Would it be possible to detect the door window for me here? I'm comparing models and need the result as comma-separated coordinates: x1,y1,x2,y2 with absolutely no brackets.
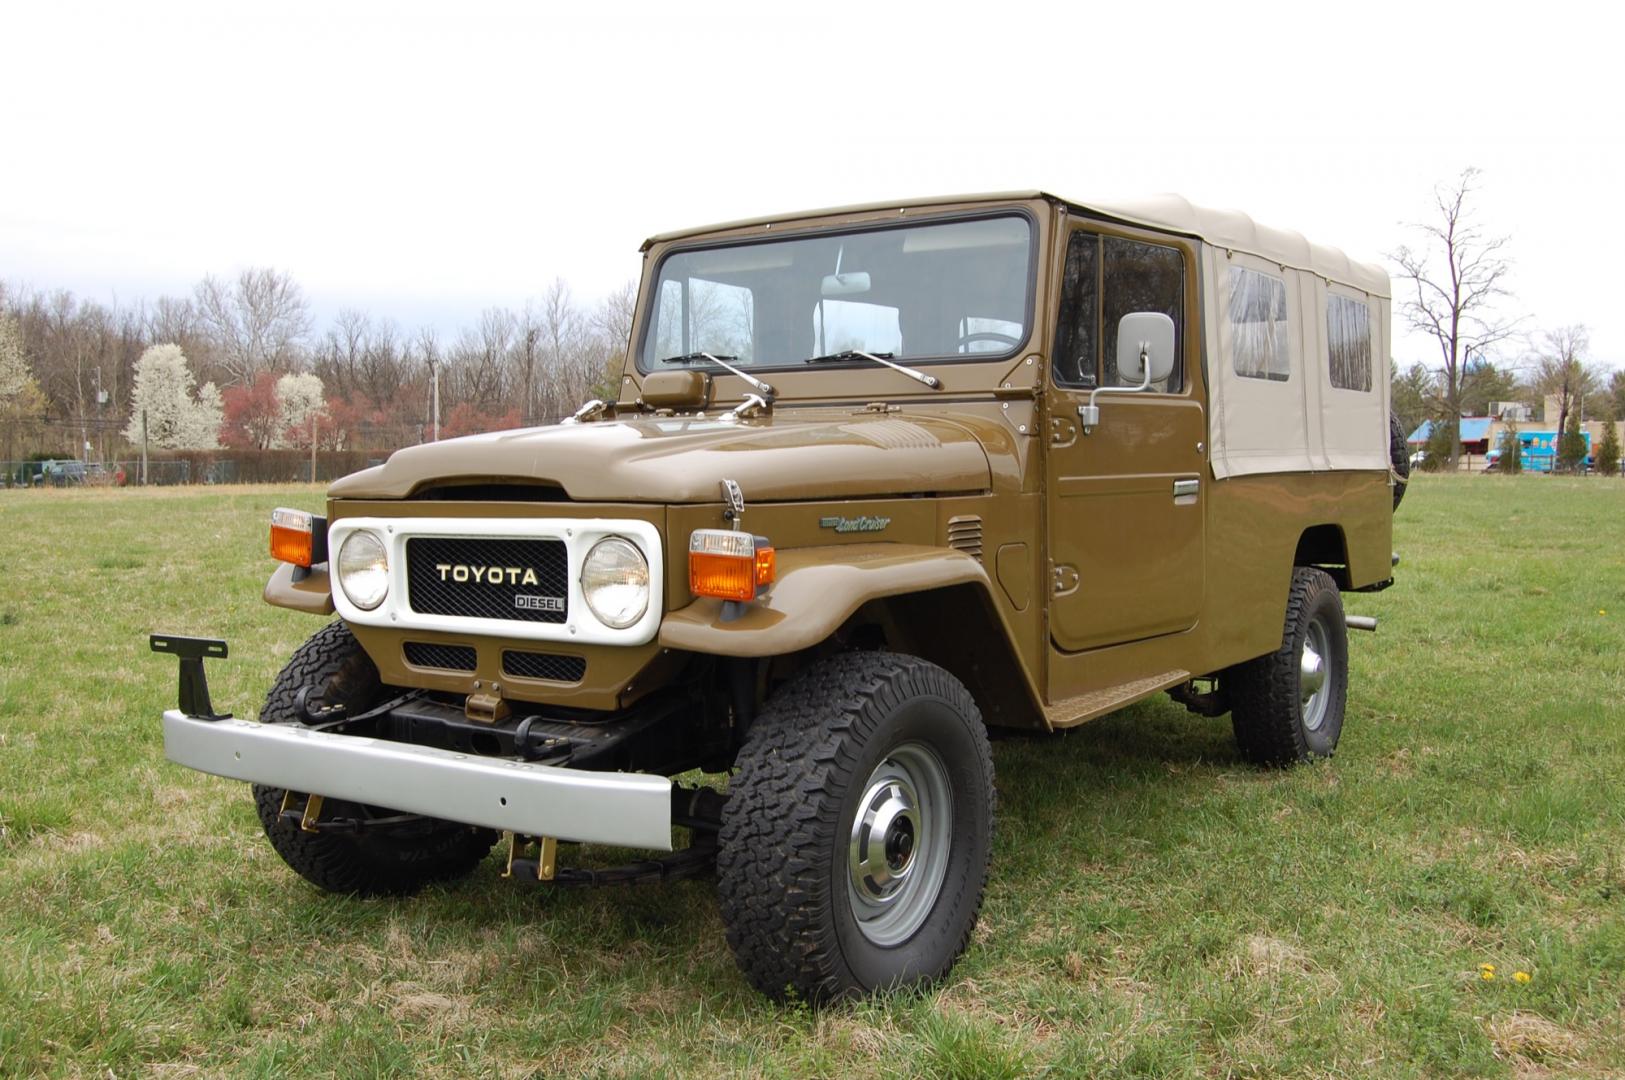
1052,230,1184,391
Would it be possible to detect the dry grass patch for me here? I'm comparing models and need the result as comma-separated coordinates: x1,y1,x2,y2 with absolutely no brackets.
1486,1011,1583,1068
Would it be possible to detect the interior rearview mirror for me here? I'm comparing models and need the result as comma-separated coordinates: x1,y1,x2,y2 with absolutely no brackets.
820,271,871,298
1115,312,1176,385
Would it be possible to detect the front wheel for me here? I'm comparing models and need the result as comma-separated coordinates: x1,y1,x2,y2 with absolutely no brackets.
252,622,496,896
1228,567,1349,765
717,652,995,1001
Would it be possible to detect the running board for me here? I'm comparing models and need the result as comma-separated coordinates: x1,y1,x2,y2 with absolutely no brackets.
1045,670,1191,729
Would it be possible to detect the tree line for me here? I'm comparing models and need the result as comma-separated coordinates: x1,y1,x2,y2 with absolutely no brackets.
0,270,634,460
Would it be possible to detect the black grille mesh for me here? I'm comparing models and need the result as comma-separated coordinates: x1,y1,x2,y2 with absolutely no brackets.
502,651,587,683
405,536,568,623
403,642,477,672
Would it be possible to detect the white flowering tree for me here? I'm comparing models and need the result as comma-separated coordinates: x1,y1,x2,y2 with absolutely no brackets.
1,315,46,463
274,371,326,448
122,344,221,450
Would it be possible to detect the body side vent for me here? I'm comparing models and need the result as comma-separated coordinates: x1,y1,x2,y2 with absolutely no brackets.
946,515,984,561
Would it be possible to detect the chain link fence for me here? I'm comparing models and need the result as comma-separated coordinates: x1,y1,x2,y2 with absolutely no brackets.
2,451,386,488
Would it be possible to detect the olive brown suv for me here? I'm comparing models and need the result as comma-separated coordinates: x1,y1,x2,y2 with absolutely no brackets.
154,192,1403,1001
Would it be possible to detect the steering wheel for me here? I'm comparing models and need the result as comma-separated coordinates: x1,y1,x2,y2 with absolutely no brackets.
956,330,1022,352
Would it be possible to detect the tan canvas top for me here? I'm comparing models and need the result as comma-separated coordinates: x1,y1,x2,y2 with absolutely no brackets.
644,190,1390,299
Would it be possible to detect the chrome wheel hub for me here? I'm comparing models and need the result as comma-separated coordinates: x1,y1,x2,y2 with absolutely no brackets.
847,742,952,947
1300,620,1330,731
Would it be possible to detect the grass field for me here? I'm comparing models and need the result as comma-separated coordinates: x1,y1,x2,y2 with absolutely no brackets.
2,475,1623,1077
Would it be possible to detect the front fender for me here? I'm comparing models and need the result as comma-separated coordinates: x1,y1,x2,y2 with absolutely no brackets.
658,544,990,657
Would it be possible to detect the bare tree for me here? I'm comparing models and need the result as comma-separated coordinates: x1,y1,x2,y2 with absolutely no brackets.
1390,168,1520,467
1532,325,1599,469
194,268,313,383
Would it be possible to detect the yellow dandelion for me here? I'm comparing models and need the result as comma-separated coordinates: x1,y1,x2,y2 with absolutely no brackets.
1601,610,1608,616
1514,971,1531,983
1480,969,1496,981
1479,963,1496,973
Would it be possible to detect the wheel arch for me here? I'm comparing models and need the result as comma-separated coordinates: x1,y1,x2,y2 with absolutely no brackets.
1293,523,1351,589
658,543,1047,730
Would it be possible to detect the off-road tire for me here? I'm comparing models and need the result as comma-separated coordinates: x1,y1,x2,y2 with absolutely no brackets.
251,622,496,896
716,652,995,1002
1228,567,1348,766
1390,413,1410,510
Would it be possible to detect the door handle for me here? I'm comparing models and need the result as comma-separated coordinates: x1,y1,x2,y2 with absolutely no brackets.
1172,479,1199,499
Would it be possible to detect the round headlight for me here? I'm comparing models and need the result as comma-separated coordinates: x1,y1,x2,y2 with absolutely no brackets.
580,536,649,629
337,531,389,611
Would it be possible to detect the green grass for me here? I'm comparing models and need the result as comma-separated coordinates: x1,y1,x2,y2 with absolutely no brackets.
2,476,1623,1077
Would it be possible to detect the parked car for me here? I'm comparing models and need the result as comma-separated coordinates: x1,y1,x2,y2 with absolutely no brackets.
39,459,87,486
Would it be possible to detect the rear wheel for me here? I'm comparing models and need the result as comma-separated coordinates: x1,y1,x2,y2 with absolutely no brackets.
252,622,496,896
717,652,995,1001
1228,568,1348,766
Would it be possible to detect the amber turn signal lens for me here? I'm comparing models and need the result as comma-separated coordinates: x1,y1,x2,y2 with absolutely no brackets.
270,507,322,568
689,529,774,602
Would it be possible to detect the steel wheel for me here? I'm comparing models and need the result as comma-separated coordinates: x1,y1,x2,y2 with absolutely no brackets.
846,741,953,948
1300,617,1332,732
1229,567,1349,765
717,652,995,1000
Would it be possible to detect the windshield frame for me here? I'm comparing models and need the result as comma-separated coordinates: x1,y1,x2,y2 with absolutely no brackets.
633,207,1041,376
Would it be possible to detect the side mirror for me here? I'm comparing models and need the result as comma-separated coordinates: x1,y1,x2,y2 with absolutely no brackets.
1114,312,1176,385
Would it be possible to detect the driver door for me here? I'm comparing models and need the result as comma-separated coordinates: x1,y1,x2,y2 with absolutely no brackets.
1045,226,1206,654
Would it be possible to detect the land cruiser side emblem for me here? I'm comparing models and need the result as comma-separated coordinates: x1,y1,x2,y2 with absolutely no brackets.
819,515,891,534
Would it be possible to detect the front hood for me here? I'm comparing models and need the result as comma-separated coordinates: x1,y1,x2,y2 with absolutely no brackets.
328,413,994,503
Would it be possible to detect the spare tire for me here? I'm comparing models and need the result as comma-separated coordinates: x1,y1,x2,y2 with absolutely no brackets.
1390,413,1410,511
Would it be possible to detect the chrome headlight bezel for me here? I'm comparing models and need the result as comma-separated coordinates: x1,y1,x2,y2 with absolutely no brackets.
579,536,650,630
337,530,390,611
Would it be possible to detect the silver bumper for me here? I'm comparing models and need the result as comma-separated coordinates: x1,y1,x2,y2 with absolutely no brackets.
161,710,673,851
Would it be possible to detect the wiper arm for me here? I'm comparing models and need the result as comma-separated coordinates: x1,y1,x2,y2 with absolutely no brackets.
659,352,775,399
803,349,941,390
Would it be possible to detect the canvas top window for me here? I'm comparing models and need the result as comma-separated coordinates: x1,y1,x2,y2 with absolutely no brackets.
1326,293,1372,392
1230,267,1291,382
639,215,1035,372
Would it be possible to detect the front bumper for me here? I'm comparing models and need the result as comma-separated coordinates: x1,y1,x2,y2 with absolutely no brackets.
161,710,674,850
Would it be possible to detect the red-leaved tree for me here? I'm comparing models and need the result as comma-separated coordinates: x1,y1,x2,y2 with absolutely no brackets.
220,371,283,449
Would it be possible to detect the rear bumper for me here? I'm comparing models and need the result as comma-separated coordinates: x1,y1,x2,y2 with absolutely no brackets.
161,710,673,850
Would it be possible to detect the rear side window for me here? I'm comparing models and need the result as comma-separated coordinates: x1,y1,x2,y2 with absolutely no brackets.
1326,294,1372,391
1230,268,1291,381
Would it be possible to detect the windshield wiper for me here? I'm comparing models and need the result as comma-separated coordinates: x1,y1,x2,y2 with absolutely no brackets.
659,352,775,399
803,349,941,390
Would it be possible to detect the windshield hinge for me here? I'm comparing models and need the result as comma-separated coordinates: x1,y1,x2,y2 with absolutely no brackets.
720,394,770,423
858,401,901,414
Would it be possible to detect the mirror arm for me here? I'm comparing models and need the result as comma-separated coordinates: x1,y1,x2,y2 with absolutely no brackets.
1078,345,1152,435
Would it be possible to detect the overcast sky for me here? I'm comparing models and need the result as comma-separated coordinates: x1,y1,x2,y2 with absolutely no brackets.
3,0,1620,374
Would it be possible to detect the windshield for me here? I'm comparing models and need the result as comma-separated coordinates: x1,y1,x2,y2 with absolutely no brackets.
640,213,1034,371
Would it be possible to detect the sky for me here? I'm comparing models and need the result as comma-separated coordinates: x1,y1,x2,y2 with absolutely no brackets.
3,0,1621,375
